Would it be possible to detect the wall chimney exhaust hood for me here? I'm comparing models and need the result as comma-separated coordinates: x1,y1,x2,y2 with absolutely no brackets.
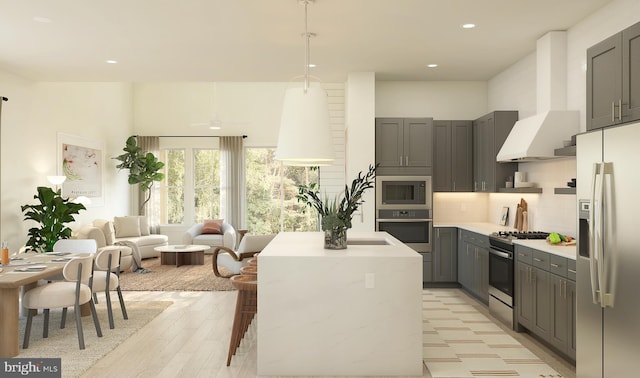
496,110,579,162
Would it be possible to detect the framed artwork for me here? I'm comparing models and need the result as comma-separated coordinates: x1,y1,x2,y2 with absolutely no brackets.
57,133,105,206
499,206,509,226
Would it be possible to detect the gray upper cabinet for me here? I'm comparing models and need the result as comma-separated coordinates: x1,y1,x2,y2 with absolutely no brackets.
375,118,433,175
587,20,640,130
433,120,473,192
473,111,518,192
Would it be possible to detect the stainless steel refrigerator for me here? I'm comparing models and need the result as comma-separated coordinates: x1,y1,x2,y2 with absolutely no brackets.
576,122,640,377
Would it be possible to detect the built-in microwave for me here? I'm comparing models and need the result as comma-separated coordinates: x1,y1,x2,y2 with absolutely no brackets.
375,176,432,210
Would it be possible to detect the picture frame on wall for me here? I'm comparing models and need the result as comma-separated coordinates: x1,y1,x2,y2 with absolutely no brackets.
57,133,105,207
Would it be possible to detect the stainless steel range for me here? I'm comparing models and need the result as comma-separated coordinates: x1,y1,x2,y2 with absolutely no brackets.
488,231,549,329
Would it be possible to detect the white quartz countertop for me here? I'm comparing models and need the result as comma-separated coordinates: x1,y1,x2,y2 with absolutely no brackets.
260,231,421,258
433,222,577,260
512,239,577,260
433,222,512,236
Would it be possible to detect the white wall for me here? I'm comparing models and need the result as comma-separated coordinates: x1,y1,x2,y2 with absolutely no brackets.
488,52,537,119
0,72,133,251
375,81,488,119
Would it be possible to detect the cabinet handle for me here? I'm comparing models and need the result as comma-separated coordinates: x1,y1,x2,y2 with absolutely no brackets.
518,253,526,257
619,99,623,121
453,182,456,192
437,229,440,238
405,156,409,166
399,156,403,166
612,101,616,123
563,280,567,299
568,268,576,274
550,263,560,268
474,181,478,191
533,257,542,262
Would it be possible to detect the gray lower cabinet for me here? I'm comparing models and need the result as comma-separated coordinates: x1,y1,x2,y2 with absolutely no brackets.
375,117,434,175
422,252,433,283
587,20,640,130
473,111,518,192
457,230,489,303
515,245,576,361
433,120,473,192
433,227,457,282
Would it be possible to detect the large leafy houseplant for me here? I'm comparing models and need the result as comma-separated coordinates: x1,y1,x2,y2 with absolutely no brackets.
297,165,376,249
114,136,165,212
21,186,86,252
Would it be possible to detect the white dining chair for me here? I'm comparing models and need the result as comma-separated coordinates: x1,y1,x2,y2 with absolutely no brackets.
91,248,128,329
22,255,103,350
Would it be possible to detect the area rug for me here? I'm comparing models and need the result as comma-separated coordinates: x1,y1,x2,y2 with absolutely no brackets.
17,300,172,378
119,255,235,291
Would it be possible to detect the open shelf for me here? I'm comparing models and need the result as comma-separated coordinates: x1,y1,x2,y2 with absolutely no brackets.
554,145,576,157
498,187,543,194
554,187,576,195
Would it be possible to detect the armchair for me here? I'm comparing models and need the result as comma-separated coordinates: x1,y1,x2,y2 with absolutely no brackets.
183,221,237,252
212,234,276,277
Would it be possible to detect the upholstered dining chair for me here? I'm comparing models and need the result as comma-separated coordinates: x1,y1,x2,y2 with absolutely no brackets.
53,239,98,254
91,248,128,329
22,255,103,350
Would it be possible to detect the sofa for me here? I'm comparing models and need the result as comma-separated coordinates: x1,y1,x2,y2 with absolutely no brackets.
182,220,237,253
75,216,168,271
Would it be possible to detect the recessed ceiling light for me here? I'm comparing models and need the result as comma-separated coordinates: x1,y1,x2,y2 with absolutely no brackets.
33,16,52,23
427,64,438,68
462,23,476,29
308,63,316,68
106,60,118,64
209,126,222,130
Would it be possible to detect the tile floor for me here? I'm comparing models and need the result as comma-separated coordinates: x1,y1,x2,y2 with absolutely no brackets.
423,289,575,378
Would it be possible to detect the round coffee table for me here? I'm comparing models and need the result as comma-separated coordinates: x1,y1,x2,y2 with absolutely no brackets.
154,245,209,267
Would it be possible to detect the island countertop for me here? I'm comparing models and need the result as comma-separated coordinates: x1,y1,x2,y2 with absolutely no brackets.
257,231,423,376
258,230,420,258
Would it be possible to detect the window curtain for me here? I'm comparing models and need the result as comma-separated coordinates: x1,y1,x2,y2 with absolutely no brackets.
136,136,161,234
220,136,244,229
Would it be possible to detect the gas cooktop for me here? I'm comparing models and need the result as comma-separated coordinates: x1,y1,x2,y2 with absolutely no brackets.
492,231,550,240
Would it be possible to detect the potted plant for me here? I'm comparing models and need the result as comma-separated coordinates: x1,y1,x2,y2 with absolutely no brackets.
297,164,376,249
114,136,165,212
21,186,86,252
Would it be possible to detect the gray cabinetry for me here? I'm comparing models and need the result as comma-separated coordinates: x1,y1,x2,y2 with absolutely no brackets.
422,252,433,284
587,21,640,130
457,230,489,303
433,120,473,192
375,118,433,175
433,227,457,282
472,111,518,192
515,245,576,361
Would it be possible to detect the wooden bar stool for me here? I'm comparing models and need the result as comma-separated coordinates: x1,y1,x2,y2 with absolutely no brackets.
227,274,257,366
246,257,258,267
239,265,257,276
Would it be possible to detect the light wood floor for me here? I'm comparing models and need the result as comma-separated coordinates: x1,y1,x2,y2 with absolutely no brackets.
81,289,575,378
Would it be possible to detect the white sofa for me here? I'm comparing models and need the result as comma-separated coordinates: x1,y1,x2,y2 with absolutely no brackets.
76,217,168,270
182,221,237,253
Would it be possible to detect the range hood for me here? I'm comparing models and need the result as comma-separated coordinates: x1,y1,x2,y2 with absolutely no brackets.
496,110,579,162
497,31,579,162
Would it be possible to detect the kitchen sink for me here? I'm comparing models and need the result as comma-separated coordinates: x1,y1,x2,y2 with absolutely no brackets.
347,238,391,246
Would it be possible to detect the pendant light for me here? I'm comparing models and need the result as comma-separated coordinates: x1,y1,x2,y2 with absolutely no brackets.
275,0,334,166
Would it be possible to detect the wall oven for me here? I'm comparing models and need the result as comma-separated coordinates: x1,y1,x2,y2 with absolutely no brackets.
376,176,431,210
376,209,432,253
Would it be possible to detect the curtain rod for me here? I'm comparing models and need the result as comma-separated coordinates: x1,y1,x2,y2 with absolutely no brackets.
135,135,247,139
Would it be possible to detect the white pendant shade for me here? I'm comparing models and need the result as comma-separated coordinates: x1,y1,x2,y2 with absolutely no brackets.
275,86,334,166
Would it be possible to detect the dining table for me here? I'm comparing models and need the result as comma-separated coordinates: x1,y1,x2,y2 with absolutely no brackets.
0,252,86,357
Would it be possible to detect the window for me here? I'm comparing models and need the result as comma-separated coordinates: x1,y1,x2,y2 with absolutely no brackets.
245,148,319,234
158,138,220,225
193,149,220,223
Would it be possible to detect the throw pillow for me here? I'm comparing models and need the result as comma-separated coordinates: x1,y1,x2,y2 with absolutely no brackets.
94,219,115,246
138,216,150,236
114,216,141,238
202,219,224,234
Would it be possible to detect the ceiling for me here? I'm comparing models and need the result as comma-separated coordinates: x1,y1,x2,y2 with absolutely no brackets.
0,0,612,83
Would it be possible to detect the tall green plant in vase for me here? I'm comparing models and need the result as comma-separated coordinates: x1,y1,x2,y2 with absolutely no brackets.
297,165,376,249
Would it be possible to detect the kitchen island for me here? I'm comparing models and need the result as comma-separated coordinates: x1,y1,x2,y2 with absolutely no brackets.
257,231,423,376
